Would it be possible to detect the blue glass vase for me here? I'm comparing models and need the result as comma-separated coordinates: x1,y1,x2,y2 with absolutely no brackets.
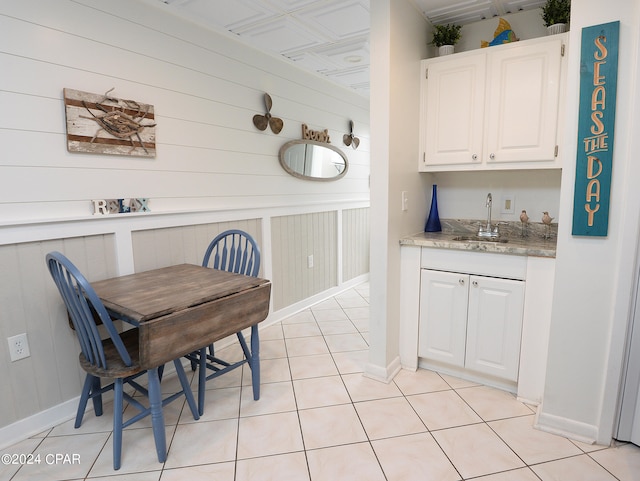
424,184,442,232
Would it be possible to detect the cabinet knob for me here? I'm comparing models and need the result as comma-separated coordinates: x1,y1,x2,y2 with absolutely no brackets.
472,154,478,161
459,279,465,285
490,153,495,160
472,281,478,287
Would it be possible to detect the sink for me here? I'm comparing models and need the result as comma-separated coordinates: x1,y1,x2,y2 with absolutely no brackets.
451,235,508,244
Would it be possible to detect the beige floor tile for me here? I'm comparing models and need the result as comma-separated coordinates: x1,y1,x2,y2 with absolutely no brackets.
589,442,640,481
9,433,107,481
164,419,237,469
0,438,44,481
372,433,461,481
489,415,582,465
284,336,330,357
299,404,368,449
239,380,296,417
242,357,291,385
161,463,234,481
354,397,426,440
456,385,533,421
432,423,525,479
335,296,369,308
351,318,369,333
258,323,284,341
472,467,541,480
342,373,403,402
89,470,162,480
306,442,386,481
312,308,348,321
531,454,618,481
259,338,288,359
236,452,310,481
332,350,368,374
289,353,339,379
282,310,316,324
317,320,358,335
343,306,369,321
181,386,240,423
439,372,481,389
324,333,368,353
89,427,173,477
393,368,450,395
569,438,611,453
408,390,482,430
236,411,304,459
282,321,322,338
293,375,351,409
310,298,341,311
198,363,243,389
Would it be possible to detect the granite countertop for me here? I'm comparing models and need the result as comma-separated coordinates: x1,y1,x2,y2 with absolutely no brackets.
400,219,557,258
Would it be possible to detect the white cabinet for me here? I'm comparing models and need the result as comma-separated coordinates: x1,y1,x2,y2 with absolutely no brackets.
418,269,525,382
419,34,568,171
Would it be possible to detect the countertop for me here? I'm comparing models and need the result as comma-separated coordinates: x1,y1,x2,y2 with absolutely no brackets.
399,219,557,258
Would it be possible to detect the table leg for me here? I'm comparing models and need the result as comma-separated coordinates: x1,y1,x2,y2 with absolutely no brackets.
147,367,166,463
250,325,260,401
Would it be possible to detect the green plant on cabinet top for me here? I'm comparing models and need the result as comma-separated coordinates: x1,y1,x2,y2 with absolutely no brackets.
431,24,462,47
541,0,571,27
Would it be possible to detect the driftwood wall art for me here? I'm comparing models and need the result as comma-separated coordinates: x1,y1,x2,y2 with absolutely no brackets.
64,88,156,157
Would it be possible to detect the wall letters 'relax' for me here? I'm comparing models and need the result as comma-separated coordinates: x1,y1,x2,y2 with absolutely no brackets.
572,21,620,237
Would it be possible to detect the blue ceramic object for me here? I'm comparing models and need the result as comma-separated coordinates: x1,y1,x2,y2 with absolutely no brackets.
425,184,442,232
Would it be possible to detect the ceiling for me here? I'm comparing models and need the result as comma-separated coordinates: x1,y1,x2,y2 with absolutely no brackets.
156,0,546,96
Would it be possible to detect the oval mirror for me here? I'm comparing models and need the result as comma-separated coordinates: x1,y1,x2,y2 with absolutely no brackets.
279,140,348,181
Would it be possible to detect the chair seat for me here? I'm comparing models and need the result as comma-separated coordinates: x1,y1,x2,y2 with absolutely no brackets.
79,328,142,378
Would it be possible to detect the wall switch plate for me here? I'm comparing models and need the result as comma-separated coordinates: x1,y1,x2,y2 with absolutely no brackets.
401,191,408,211
307,255,314,268
501,195,515,214
8,333,30,361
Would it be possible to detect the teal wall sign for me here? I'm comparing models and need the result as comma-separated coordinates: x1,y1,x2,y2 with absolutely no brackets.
572,21,620,237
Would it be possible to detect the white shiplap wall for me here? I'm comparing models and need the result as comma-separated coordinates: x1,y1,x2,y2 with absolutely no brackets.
0,0,370,441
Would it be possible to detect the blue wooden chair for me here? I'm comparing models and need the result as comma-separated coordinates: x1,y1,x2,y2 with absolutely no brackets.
46,252,199,470
185,229,261,415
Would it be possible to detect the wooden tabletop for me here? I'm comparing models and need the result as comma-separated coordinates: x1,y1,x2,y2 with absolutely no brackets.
92,264,269,323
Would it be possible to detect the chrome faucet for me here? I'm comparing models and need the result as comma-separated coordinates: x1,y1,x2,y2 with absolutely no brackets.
478,192,499,238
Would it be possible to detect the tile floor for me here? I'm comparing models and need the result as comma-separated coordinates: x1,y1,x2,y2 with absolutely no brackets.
2,283,640,481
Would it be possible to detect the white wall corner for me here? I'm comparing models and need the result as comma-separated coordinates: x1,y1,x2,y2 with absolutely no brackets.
364,356,402,383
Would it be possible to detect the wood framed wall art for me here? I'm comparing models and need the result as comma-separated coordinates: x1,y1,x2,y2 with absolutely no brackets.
64,88,156,157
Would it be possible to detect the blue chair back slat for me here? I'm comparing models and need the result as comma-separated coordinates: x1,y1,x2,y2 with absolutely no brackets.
203,229,260,278
46,252,132,369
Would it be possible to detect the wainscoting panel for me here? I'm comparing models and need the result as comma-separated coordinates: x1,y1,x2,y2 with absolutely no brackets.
343,207,370,281
131,219,262,273
271,212,338,310
0,235,117,429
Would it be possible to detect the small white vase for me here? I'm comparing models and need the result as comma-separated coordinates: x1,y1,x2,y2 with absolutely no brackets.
547,23,567,35
438,45,455,56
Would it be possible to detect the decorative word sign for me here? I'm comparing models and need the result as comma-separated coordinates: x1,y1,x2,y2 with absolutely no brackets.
302,123,331,143
92,198,150,215
572,21,620,237
64,88,156,158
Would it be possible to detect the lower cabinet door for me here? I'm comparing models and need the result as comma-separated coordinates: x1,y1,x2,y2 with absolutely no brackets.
465,276,525,381
418,269,468,367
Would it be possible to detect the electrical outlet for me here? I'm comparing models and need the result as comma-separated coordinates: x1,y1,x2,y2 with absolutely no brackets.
8,333,30,362
501,195,515,214
307,255,314,268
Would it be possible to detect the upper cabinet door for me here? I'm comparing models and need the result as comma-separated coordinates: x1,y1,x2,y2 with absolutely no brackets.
484,36,565,166
420,54,486,169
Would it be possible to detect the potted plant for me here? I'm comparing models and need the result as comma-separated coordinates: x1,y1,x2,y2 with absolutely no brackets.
541,0,570,35
431,24,462,56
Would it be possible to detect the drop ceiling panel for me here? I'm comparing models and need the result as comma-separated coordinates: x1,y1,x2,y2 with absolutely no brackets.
156,0,547,96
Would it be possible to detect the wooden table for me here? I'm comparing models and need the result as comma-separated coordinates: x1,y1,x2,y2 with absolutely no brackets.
91,263,271,458
91,263,272,369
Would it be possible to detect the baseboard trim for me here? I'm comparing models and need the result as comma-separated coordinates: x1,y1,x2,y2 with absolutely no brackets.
0,397,79,450
364,356,402,383
534,408,602,445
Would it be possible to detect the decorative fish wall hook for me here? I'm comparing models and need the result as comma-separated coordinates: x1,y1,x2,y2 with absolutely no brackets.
252,93,283,134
